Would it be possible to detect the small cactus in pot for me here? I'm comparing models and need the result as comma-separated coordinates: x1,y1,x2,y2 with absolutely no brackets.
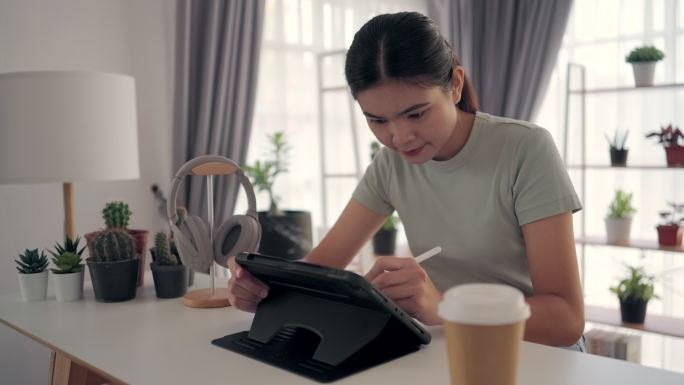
150,232,188,298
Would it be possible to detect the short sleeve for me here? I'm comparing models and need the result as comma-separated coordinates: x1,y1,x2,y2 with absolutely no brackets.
351,148,395,215
512,127,582,226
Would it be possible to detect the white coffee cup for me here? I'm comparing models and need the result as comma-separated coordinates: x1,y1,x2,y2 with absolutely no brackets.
438,283,531,385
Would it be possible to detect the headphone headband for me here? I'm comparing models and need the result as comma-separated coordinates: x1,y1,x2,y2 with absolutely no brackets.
167,155,257,229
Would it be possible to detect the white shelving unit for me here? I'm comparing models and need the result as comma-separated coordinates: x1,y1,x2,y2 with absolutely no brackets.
563,62,684,339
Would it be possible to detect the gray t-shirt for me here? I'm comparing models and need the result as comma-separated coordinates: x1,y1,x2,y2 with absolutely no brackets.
352,111,582,296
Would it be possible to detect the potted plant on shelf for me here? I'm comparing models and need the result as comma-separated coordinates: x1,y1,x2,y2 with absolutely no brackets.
244,131,312,260
610,265,657,324
48,236,86,302
604,129,629,167
86,217,140,302
15,249,49,301
625,45,664,87
646,123,684,166
150,232,188,298
373,216,401,255
655,202,684,247
605,190,636,244
85,201,149,287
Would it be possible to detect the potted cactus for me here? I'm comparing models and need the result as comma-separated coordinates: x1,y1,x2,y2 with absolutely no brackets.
610,265,657,324
150,232,189,298
646,124,684,166
656,202,684,247
244,131,312,260
15,248,49,301
605,190,636,243
85,201,149,287
48,236,86,302
86,219,140,302
625,45,665,86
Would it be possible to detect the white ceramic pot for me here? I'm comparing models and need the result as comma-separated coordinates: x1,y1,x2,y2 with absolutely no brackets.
605,217,633,244
631,62,656,87
17,270,48,301
53,270,84,302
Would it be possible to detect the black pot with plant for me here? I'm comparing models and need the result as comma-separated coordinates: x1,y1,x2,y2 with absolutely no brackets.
150,232,188,298
373,216,400,255
605,129,629,166
610,265,658,324
86,226,140,303
244,131,312,260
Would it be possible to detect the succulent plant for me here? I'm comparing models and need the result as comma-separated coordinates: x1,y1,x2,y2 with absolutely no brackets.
15,249,49,274
153,232,179,266
176,206,187,226
103,201,132,229
89,228,136,262
50,252,84,274
49,236,86,258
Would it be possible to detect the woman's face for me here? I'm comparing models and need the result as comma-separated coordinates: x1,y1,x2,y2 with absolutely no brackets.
356,70,463,164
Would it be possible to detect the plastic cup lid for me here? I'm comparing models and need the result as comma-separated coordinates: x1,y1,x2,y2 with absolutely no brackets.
438,283,531,326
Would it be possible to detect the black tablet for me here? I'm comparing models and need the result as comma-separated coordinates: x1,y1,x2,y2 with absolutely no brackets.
211,252,431,383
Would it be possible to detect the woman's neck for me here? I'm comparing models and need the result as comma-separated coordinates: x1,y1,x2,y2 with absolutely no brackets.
433,111,476,161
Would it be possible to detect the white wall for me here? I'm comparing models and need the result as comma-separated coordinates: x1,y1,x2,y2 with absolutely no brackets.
0,0,176,383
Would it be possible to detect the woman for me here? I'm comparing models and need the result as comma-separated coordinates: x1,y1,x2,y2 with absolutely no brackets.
228,11,585,351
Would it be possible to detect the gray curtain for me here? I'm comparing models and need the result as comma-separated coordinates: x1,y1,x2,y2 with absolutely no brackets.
173,0,265,223
428,0,572,120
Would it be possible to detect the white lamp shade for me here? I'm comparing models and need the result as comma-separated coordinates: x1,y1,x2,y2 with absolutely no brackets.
0,71,140,184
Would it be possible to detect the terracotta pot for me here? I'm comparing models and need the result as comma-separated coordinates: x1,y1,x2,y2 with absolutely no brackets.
664,146,684,166
656,225,683,246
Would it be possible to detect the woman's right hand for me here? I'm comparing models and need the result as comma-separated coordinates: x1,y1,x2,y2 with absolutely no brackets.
227,255,269,313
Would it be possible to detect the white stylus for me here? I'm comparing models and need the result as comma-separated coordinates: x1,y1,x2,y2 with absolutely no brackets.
413,246,442,264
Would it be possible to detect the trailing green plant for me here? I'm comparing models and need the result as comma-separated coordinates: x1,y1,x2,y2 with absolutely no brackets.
625,45,665,63
244,131,292,215
607,190,636,219
658,202,684,226
15,249,49,274
610,265,658,301
604,129,629,151
103,201,132,229
50,252,84,274
153,232,179,266
89,228,136,263
49,236,86,258
381,216,400,231
646,123,683,148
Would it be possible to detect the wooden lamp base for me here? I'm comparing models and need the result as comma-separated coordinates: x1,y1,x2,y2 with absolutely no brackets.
182,288,231,308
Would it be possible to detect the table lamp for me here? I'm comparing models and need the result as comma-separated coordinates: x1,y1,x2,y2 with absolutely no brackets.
0,71,140,240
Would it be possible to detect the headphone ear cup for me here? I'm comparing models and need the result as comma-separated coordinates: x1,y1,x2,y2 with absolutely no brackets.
184,215,213,273
213,215,261,268
170,222,197,266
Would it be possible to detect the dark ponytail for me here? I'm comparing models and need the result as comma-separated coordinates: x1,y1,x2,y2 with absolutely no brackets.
345,12,479,113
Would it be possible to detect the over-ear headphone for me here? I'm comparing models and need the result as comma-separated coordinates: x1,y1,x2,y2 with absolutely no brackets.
167,155,261,273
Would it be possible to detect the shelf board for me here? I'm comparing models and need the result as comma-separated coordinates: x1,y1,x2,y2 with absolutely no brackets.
569,83,684,94
576,236,684,253
566,164,684,170
585,305,684,339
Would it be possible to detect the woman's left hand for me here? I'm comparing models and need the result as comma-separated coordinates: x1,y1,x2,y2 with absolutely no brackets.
365,256,443,326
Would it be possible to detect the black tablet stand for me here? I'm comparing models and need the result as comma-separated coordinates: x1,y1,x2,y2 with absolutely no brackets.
212,288,423,383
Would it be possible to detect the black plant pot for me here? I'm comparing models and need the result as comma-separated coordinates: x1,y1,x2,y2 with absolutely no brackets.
87,258,140,303
619,297,649,324
150,263,189,299
258,210,313,260
610,148,628,167
151,246,194,287
373,229,397,255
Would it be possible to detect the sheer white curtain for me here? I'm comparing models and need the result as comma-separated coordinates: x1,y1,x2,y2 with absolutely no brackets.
241,0,426,248
535,0,684,372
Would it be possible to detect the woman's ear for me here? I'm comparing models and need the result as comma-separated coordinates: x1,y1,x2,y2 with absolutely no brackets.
451,66,465,104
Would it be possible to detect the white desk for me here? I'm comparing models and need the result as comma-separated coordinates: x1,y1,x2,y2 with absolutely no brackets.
1,274,683,385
